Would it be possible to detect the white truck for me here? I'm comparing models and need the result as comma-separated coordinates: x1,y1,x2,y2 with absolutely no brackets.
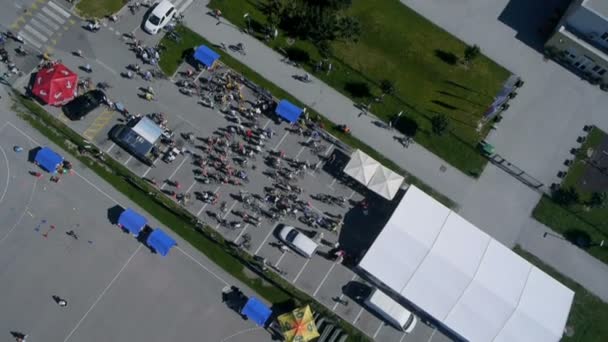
365,288,417,333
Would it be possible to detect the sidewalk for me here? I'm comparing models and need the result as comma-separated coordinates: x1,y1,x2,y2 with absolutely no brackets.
184,0,475,206
184,0,608,301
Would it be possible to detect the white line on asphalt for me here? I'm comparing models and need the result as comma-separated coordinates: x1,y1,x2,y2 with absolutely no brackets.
353,307,364,324
36,12,60,30
185,180,197,193
373,322,384,339
141,158,159,178
105,143,115,153
274,252,286,267
254,225,275,255
399,331,408,342
292,259,310,283
215,201,237,229
17,31,42,49
426,328,438,342
96,59,118,76
313,262,336,296
176,246,230,286
196,186,221,216
262,119,272,129
123,156,132,165
42,6,65,24
48,1,71,18
328,178,337,188
0,179,37,245
24,24,48,42
272,132,289,151
234,223,250,243
295,138,311,160
0,146,10,205
323,144,334,156
161,155,189,189
64,245,141,342
332,274,358,310
30,18,54,36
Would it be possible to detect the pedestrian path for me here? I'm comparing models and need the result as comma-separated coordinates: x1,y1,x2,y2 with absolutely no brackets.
170,0,194,13
10,0,75,51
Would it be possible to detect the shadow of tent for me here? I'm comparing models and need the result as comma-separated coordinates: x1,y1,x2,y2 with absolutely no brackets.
107,205,125,225
342,280,372,306
28,146,42,164
136,225,156,253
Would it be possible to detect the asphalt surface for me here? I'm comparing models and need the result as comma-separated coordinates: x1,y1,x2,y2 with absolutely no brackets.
0,89,271,341
2,2,449,341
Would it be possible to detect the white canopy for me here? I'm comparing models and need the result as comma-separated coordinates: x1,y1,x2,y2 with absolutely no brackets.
132,117,162,144
343,150,380,185
367,166,404,200
359,185,574,342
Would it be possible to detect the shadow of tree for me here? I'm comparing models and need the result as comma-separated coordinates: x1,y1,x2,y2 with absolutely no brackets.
432,100,460,111
434,49,459,65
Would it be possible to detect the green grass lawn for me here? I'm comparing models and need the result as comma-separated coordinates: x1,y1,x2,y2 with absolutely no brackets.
159,25,456,209
533,127,608,264
515,246,608,341
209,0,510,175
76,0,127,18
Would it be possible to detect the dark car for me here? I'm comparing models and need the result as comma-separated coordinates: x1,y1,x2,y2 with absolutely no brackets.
62,90,106,120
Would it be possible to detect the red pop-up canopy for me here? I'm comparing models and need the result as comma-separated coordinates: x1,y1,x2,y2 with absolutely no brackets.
32,63,78,106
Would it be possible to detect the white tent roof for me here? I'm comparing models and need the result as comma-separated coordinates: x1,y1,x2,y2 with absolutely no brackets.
359,185,574,342
132,117,162,144
366,166,404,200
343,150,380,186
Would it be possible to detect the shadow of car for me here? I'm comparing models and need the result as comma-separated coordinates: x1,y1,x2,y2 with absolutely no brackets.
62,89,106,120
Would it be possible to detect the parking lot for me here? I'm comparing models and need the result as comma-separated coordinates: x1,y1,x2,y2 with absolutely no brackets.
6,3,453,340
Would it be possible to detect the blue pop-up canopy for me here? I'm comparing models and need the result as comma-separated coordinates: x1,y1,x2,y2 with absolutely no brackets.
35,147,63,173
241,297,272,327
118,208,147,236
275,100,303,124
194,45,220,68
146,229,177,256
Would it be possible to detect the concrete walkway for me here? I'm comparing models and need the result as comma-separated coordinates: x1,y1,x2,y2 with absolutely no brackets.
185,0,608,302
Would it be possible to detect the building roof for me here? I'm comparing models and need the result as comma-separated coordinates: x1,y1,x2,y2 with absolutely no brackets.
113,125,155,158
584,0,608,21
358,185,574,342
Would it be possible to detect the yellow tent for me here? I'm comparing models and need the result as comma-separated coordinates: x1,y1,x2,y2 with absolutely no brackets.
277,305,320,342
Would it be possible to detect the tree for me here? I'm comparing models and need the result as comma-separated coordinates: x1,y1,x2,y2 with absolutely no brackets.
263,0,283,31
379,79,395,101
552,187,580,206
588,191,607,208
317,39,333,59
431,114,449,136
463,44,480,65
337,16,361,43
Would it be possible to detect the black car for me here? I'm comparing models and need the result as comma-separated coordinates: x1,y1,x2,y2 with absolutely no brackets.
62,90,106,120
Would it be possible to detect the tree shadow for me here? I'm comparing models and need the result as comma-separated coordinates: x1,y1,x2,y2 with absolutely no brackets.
497,0,571,53
394,115,419,138
431,100,460,111
444,79,476,93
434,49,458,65
344,81,371,98
436,90,484,107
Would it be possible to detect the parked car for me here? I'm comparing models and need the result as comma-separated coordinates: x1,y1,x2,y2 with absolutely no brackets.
143,0,176,34
62,89,105,120
278,226,318,258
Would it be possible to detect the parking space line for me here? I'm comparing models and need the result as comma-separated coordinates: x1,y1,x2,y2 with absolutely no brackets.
272,132,289,151
313,262,336,296
234,223,250,243
426,328,437,342
373,322,384,339
214,201,237,229
141,158,159,178
399,331,408,342
123,156,132,165
160,155,189,190
295,138,311,160
353,307,364,324
105,143,115,153
274,252,286,267
332,274,358,310
196,186,221,216
185,180,197,193
262,119,272,129
254,224,275,255
347,190,356,200
64,245,141,342
292,259,310,283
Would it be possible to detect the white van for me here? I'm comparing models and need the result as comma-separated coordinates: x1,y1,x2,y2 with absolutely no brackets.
365,288,417,333
144,0,176,34
278,226,318,258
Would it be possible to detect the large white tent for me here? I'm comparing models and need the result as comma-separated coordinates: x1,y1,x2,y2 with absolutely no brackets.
359,185,574,342
366,166,404,200
343,150,380,185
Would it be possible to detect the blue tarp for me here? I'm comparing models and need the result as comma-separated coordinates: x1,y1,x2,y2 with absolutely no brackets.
118,208,147,236
194,45,220,68
241,297,272,327
35,147,63,173
275,100,303,124
146,229,177,256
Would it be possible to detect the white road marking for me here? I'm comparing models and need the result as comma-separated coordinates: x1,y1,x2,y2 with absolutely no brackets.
141,158,159,177
254,224,275,255
274,251,286,267
64,246,141,342
96,59,118,76
17,31,42,49
48,1,71,18
332,274,357,310
176,246,229,286
30,18,54,36
373,322,384,338
123,156,132,165
0,179,38,245
313,262,336,296
272,132,289,151
0,146,10,205
160,155,189,189
105,143,115,153
292,259,310,283
214,201,237,229
426,328,438,342
262,119,272,129
42,6,66,24
24,24,48,42
234,223,250,243
36,12,60,30
352,307,364,324
295,138,311,159
185,180,197,193
399,331,408,342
